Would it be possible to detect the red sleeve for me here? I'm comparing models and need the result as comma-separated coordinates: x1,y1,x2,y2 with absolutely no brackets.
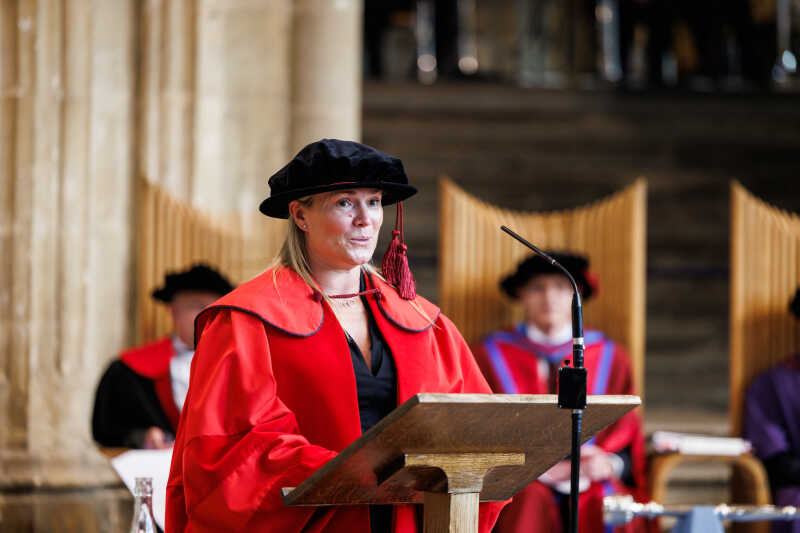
469,338,504,393
595,345,639,450
595,343,648,496
435,315,509,532
167,309,338,532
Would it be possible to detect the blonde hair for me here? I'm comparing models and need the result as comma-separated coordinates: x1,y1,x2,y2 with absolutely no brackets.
273,198,316,289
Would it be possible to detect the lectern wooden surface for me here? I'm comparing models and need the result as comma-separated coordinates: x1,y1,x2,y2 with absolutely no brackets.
283,393,640,506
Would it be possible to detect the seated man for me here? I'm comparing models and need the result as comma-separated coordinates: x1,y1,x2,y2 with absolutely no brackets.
92,264,233,449
744,288,800,533
472,253,649,533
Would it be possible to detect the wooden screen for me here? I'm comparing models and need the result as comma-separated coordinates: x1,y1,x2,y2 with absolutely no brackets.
730,181,800,435
136,178,285,343
439,177,647,398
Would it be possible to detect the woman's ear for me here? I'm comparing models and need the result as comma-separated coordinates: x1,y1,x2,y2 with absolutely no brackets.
288,201,308,231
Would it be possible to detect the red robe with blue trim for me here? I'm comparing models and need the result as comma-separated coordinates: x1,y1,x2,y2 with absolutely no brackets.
472,325,650,533
165,267,508,533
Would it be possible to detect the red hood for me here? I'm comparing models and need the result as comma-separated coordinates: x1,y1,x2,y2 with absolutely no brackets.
119,336,174,379
195,267,441,341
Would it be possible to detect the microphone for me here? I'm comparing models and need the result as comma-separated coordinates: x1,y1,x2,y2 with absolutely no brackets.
499,225,585,372
500,225,587,533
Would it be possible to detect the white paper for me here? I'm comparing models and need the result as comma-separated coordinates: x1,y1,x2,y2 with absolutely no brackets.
111,448,173,530
651,431,752,456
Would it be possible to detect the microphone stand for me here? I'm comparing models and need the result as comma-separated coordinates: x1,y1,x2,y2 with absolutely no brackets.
501,226,587,533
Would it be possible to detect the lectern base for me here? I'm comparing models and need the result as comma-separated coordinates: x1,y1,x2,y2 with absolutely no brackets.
424,492,479,533
405,453,523,533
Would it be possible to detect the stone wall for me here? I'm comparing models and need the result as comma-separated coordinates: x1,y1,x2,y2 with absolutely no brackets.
1,1,139,529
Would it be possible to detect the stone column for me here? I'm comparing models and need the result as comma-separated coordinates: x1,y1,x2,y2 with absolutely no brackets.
192,0,291,213
290,0,363,154
138,0,197,202
1,0,136,530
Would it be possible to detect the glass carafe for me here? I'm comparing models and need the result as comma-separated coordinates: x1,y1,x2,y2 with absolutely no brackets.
129,477,157,533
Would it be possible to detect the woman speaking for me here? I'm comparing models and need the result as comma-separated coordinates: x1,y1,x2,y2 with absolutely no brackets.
165,139,506,533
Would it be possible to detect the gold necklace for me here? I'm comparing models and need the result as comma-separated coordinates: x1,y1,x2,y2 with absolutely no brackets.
330,296,360,309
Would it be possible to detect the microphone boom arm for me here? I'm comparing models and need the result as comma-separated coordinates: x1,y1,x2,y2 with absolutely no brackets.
500,225,588,533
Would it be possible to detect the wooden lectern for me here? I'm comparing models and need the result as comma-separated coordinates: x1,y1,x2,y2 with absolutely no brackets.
283,393,640,533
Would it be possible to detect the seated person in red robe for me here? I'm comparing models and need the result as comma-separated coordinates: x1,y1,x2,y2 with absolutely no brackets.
744,288,800,533
165,139,507,533
472,253,649,533
91,264,233,449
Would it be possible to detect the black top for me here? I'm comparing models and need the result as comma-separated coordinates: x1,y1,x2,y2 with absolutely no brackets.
344,284,398,533
346,311,398,434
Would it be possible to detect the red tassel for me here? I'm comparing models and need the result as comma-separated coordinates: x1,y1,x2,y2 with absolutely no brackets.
381,203,416,300
396,251,416,300
382,229,402,283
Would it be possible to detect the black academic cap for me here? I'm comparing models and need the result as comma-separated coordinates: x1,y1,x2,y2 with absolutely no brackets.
500,252,598,301
259,139,418,219
151,264,234,303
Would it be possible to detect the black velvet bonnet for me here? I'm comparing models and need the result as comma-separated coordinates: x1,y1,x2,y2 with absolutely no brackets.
151,264,234,303
259,139,418,219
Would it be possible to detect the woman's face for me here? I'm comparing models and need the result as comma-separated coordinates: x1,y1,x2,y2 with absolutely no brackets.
291,188,384,271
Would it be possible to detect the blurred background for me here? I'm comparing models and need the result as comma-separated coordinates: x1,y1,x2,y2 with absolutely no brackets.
1,0,799,530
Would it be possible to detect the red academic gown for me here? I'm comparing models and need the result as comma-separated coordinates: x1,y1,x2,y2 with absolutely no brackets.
166,267,508,533
472,325,650,533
